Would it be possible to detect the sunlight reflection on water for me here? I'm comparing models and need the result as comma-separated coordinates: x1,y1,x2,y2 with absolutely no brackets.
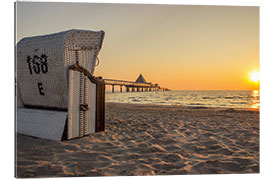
251,90,260,109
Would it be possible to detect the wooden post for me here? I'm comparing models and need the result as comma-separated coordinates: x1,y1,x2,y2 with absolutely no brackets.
126,86,129,92
112,85,114,93
95,79,105,132
137,87,139,92
120,85,122,93
132,87,135,92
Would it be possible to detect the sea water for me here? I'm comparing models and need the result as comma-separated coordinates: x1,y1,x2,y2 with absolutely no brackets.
105,90,260,109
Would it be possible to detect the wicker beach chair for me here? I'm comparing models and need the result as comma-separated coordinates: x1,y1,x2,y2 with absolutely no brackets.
16,29,105,141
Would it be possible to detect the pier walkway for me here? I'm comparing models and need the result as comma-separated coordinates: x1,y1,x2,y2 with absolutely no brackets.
103,74,170,93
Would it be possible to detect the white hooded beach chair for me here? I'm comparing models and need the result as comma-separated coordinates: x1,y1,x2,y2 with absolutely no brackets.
16,29,105,141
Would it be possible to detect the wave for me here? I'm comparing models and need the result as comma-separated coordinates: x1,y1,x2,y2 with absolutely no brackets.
188,103,206,106
224,96,246,99
202,97,216,100
230,102,248,104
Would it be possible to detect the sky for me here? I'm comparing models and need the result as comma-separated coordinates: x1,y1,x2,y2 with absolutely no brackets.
16,2,259,90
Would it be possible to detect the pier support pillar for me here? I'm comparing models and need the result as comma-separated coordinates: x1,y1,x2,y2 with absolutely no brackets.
126,87,129,92
132,87,135,92
112,85,115,93
120,86,122,93
137,87,140,92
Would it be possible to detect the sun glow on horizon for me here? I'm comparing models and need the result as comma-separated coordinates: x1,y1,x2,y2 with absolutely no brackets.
249,70,260,83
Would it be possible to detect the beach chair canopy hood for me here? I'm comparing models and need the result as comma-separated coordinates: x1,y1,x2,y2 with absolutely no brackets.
17,29,105,109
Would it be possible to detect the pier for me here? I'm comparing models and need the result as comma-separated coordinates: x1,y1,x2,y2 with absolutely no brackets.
103,74,170,93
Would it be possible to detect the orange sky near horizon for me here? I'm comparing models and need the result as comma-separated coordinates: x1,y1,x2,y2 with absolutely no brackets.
16,2,259,90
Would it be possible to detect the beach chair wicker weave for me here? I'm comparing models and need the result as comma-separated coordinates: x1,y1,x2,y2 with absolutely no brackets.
16,29,105,141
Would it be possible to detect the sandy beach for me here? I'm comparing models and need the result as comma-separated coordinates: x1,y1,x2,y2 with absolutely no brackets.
16,102,259,177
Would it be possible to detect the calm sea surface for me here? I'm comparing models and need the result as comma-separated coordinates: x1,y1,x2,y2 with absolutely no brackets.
105,90,260,109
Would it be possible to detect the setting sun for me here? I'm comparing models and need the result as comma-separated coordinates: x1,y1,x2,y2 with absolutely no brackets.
250,70,260,83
